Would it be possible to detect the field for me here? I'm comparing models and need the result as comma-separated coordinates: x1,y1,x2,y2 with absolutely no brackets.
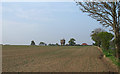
2,45,118,72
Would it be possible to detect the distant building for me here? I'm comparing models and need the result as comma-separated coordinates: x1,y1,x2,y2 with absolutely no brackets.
81,43,88,46
60,39,65,46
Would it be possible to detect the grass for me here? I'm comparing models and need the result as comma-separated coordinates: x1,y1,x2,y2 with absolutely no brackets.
102,48,120,66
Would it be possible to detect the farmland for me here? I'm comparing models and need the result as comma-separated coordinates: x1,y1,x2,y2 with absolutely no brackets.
2,45,118,72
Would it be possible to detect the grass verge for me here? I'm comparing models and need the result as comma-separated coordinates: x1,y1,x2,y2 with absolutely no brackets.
102,49,120,66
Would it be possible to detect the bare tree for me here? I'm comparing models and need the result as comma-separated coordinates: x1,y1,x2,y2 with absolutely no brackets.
75,1,120,72
92,28,105,34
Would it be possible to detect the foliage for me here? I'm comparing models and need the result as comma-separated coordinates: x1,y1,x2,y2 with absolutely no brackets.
56,43,59,46
102,49,120,66
91,33,101,46
91,28,104,47
39,42,47,46
76,1,120,60
98,32,114,50
91,30,114,50
40,42,45,44
110,40,115,48
48,44,56,46
31,40,35,45
68,38,76,46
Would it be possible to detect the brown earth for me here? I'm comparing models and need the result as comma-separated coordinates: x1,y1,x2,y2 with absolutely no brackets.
2,45,118,72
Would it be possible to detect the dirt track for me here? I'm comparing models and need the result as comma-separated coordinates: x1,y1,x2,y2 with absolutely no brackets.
2,46,118,72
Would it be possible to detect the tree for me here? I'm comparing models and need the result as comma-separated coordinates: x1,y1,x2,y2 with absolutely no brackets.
91,33,101,46
91,28,104,47
76,1,120,62
31,40,35,45
56,43,59,46
98,32,114,50
39,42,47,46
48,44,56,46
68,38,76,46
92,28,105,34
110,39,116,50
39,42,45,44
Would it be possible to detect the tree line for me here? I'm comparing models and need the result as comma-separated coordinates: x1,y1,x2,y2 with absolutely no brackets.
30,38,88,46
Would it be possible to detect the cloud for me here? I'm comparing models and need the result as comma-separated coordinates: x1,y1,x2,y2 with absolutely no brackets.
2,2,78,25
2,3,58,22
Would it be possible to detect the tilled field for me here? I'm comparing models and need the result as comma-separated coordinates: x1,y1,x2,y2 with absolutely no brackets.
2,45,118,72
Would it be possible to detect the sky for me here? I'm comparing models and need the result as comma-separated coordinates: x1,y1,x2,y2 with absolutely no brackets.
0,2,2,44
2,2,105,45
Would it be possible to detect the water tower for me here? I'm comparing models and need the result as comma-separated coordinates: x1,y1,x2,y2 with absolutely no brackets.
60,39,65,46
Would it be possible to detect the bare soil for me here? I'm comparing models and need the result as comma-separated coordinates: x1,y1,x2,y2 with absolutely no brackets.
2,45,118,72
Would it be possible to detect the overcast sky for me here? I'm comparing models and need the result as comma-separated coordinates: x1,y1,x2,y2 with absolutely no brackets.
2,2,105,45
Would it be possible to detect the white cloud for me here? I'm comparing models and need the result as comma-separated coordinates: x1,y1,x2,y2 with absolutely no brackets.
3,5,57,22
15,8,56,22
